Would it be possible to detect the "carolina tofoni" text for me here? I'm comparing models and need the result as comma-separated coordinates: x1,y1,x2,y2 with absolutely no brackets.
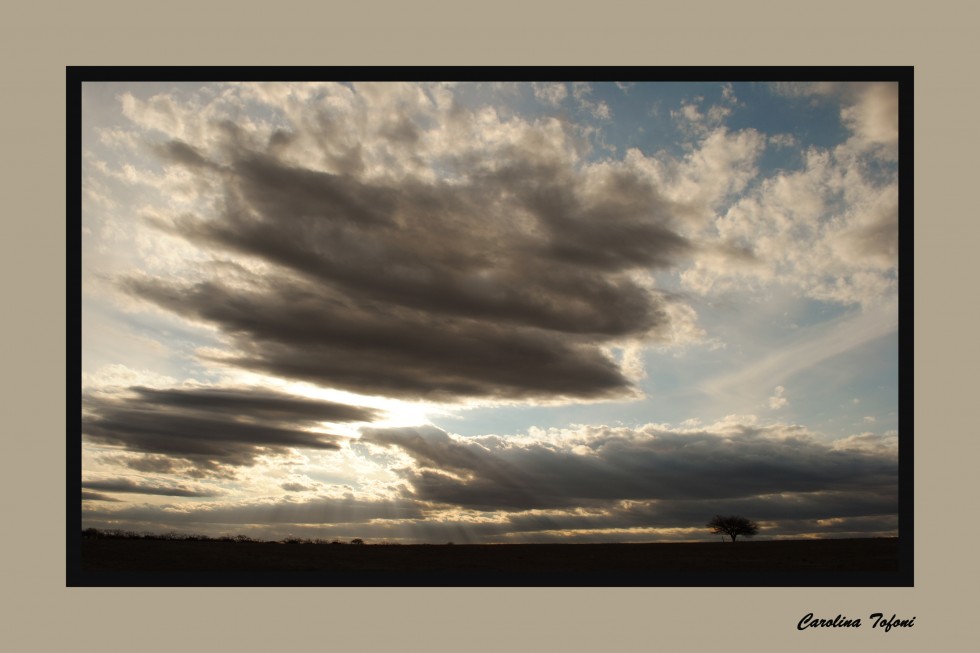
797,613,915,632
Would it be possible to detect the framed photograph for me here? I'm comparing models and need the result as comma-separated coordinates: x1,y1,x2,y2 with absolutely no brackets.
71,69,911,587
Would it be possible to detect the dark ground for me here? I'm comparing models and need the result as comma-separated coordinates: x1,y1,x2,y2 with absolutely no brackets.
79,537,899,576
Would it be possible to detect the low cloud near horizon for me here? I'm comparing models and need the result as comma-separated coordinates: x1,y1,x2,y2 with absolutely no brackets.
83,419,897,543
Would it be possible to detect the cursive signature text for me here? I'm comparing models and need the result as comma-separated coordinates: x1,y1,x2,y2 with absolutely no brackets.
798,612,915,632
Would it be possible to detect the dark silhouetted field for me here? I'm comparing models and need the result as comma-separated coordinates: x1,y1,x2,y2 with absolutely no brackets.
80,537,899,574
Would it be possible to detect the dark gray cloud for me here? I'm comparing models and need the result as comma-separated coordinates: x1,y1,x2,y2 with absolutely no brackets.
484,161,690,271
98,452,239,480
402,494,898,543
281,482,317,492
79,417,897,543
496,490,898,535
81,491,120,502
82,386,378,471
82,477,220,497
113,453,181,473
80,488,897,544
360,425,897,513
153,139,214,169
82,495,426,528
126,386,378,422
124,276,634,401
123,111,696,402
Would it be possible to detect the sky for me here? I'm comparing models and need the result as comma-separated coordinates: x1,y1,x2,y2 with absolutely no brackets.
79,79,901,543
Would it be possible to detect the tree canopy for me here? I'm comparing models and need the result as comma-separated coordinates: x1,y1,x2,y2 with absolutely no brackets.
707,515,760,542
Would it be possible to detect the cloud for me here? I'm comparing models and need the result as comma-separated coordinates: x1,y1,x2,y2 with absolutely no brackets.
82,385,379,472
82,491,121,502
571,82,611,119
770,82,898,158
686,155,897,305
701,304,897,404
674,82,898,306
120,386,379,422
82,477,220,497
124,275,640,402
840,83,898,155
657,127,767,223
494,490,897,539
114,84,705,403
769,81,844,99
831,432,897,455
721,82,737,104
769,386,788,410
152,139,214,169
281,482,319,492
97,83,898,410
671,96,733,138
80,483,896,544
768,133,797,148
359,421,897,513
532,82,568,106
81,418,896,542
83,495,426,530
81,363,178,390
830,187,898,269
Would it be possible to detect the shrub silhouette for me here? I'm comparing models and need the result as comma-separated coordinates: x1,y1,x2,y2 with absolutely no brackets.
707,515,760,542
82,528,269,542
350,538,365,545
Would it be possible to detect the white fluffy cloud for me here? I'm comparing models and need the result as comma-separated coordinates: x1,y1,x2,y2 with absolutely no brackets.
769,386,789,409
678,130,897,307
532,82,568,106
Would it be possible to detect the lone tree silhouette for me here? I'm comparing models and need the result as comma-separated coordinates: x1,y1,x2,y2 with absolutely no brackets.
707,515,760,542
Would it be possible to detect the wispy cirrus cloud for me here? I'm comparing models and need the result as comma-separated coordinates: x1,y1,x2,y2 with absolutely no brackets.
700,304,897,406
